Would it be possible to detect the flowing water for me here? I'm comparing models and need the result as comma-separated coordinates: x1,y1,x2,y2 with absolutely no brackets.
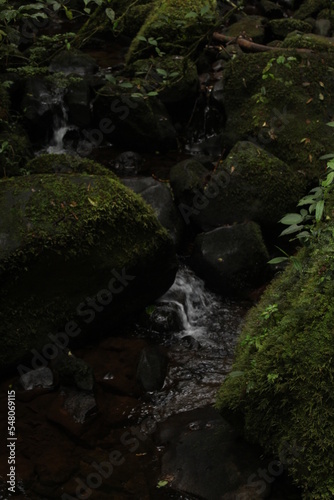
136,265,249,422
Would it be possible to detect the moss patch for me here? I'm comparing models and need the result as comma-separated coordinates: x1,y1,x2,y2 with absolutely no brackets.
0,173,176,371
27,154,117,177
216,195,334,497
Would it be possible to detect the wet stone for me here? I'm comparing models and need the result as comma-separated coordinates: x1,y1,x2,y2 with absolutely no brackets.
20,367,54,391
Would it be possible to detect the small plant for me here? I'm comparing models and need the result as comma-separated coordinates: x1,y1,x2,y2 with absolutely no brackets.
136,35,165,57
254,55,297,105
261,303,278,321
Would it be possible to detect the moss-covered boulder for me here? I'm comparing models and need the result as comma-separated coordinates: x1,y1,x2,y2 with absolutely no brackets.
222,52,334,177
26,153,116,177
92,83,176,151
223,16,267,44
281,31,334,51
126,0,217,63
190,222,269,296
268,18,313,39
0,173,177,373
216,198,334,496
181,141,306,231
293,0,328,20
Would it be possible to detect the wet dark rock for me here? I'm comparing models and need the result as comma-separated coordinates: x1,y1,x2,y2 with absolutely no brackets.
20,367,54,391
155,407,270,500
20,78,53,138
121,176,184,246
49,49,98,75
211,78,225,110
113,151,143,176
93,87,177,151
149,304,184,334
65,79,91,128
294,0,328,20
52,351,94,392
260,0,284,19
136,346,168,392
63,389,97,424
190,222,269,296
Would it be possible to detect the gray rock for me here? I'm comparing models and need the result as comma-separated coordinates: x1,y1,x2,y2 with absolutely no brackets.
136,346,168,392
20,367,53,391
52,351,94,392
190,222,269,296
122,176,184,246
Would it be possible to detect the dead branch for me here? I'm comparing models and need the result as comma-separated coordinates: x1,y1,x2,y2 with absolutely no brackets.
212,32,313,54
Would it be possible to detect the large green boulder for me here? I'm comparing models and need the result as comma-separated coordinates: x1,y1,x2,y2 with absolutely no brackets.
216,197,334,497
0,172,177,373
171,142,306,231
222,52,334,178
126,0,217,63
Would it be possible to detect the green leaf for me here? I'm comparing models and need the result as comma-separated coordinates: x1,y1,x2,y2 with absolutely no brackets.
148,37,157,46
280,224,302,236
322,172,334,187
315,200,324,222
131,92,143,98
327,159,334,170
185,11,198,18
268,256,288,265
319,153,334,160
157,480,168,488
147,91,158,96
228,370,245,378
291,256,303,272
280,213,304,225
105,74,116,84
156,68,168,77
297,231,311,240
105,8,115,22
137,35,147,42
118,82,133,88
64,6,73,20
276,55,285,64
327,121,334,127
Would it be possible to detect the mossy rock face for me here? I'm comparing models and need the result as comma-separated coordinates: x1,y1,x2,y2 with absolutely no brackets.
128,56,199,104
281,31,334,51
268,18,313,39
126,0,217,63
92,84,176,151
0,173,177,372
223,16,267,44
169,159,210,207
293,0,328,20
27,154,116,177
216,199,334,497
0,86,10,122
190,222,269,296
222,52,334,177
0,126,32,177
192,141,307,230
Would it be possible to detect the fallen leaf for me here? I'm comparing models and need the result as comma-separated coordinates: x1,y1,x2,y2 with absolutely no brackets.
319,93,324,100
231,166,235,173
302,82,310,87
300,138,311,144
88,197,98,207
309,154,313,163
69,201,77,207
306,98,313,104
319,81,325,87
306,119,311,125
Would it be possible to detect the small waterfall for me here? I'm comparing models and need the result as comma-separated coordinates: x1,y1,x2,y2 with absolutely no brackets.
140,265,248,419
46,90,76,154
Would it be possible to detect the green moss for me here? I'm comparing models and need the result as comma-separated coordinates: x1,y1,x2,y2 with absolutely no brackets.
294,0,328,20
0,173,174,370
282,32,334,52
126,0,217,63
216,198,334,497
224,16,266,44
269,19,313,39
222,52,334,178
26,154,117,178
